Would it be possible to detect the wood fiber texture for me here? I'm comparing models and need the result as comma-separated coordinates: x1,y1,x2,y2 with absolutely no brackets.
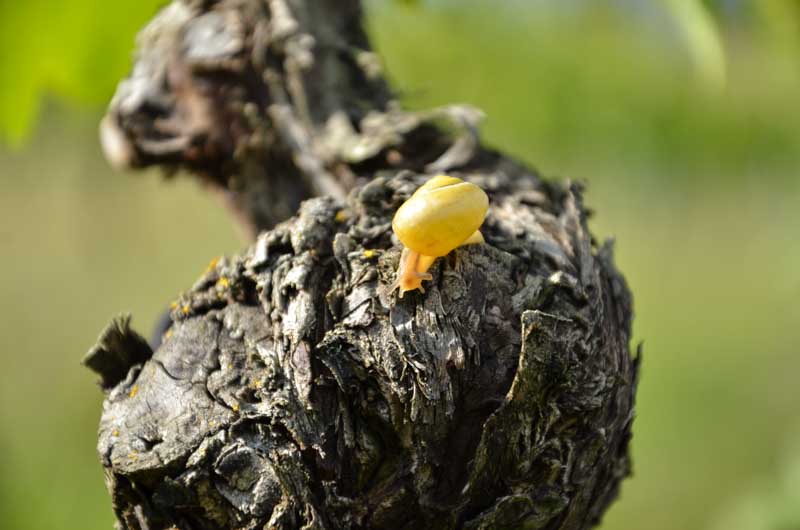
87,1,639,529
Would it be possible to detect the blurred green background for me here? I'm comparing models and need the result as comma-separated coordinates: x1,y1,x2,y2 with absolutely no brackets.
1,1,799,529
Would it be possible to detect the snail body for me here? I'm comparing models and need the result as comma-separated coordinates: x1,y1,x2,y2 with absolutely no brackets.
391,175,489,297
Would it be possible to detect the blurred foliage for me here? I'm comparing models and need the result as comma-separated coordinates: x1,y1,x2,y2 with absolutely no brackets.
711,431,800,530
367,0,800,187
0,1,799,530
665,0,727,90
0,0,799,178
0,0,163,144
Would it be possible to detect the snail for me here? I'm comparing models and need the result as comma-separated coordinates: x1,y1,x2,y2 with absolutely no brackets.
390,175,489,297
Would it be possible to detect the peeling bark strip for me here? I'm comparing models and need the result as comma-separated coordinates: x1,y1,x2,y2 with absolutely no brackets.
90,1,638,529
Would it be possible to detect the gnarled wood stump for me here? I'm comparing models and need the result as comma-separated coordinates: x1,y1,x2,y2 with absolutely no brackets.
86,1,639,528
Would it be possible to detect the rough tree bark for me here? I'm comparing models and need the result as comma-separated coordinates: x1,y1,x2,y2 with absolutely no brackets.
86,1,639,529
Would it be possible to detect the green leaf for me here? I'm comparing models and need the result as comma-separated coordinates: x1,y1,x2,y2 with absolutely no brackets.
0,0,164,145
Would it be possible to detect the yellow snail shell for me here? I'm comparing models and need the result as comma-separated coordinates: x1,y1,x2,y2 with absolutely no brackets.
390,175,488,297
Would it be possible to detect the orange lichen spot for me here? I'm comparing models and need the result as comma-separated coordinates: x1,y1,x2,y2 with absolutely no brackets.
181,305,191,315
112,429,120,437
205,256,220,274
217,277,230,288
363,249,377,259
232,403,240,413
129,385,139,398
335,209,350,223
